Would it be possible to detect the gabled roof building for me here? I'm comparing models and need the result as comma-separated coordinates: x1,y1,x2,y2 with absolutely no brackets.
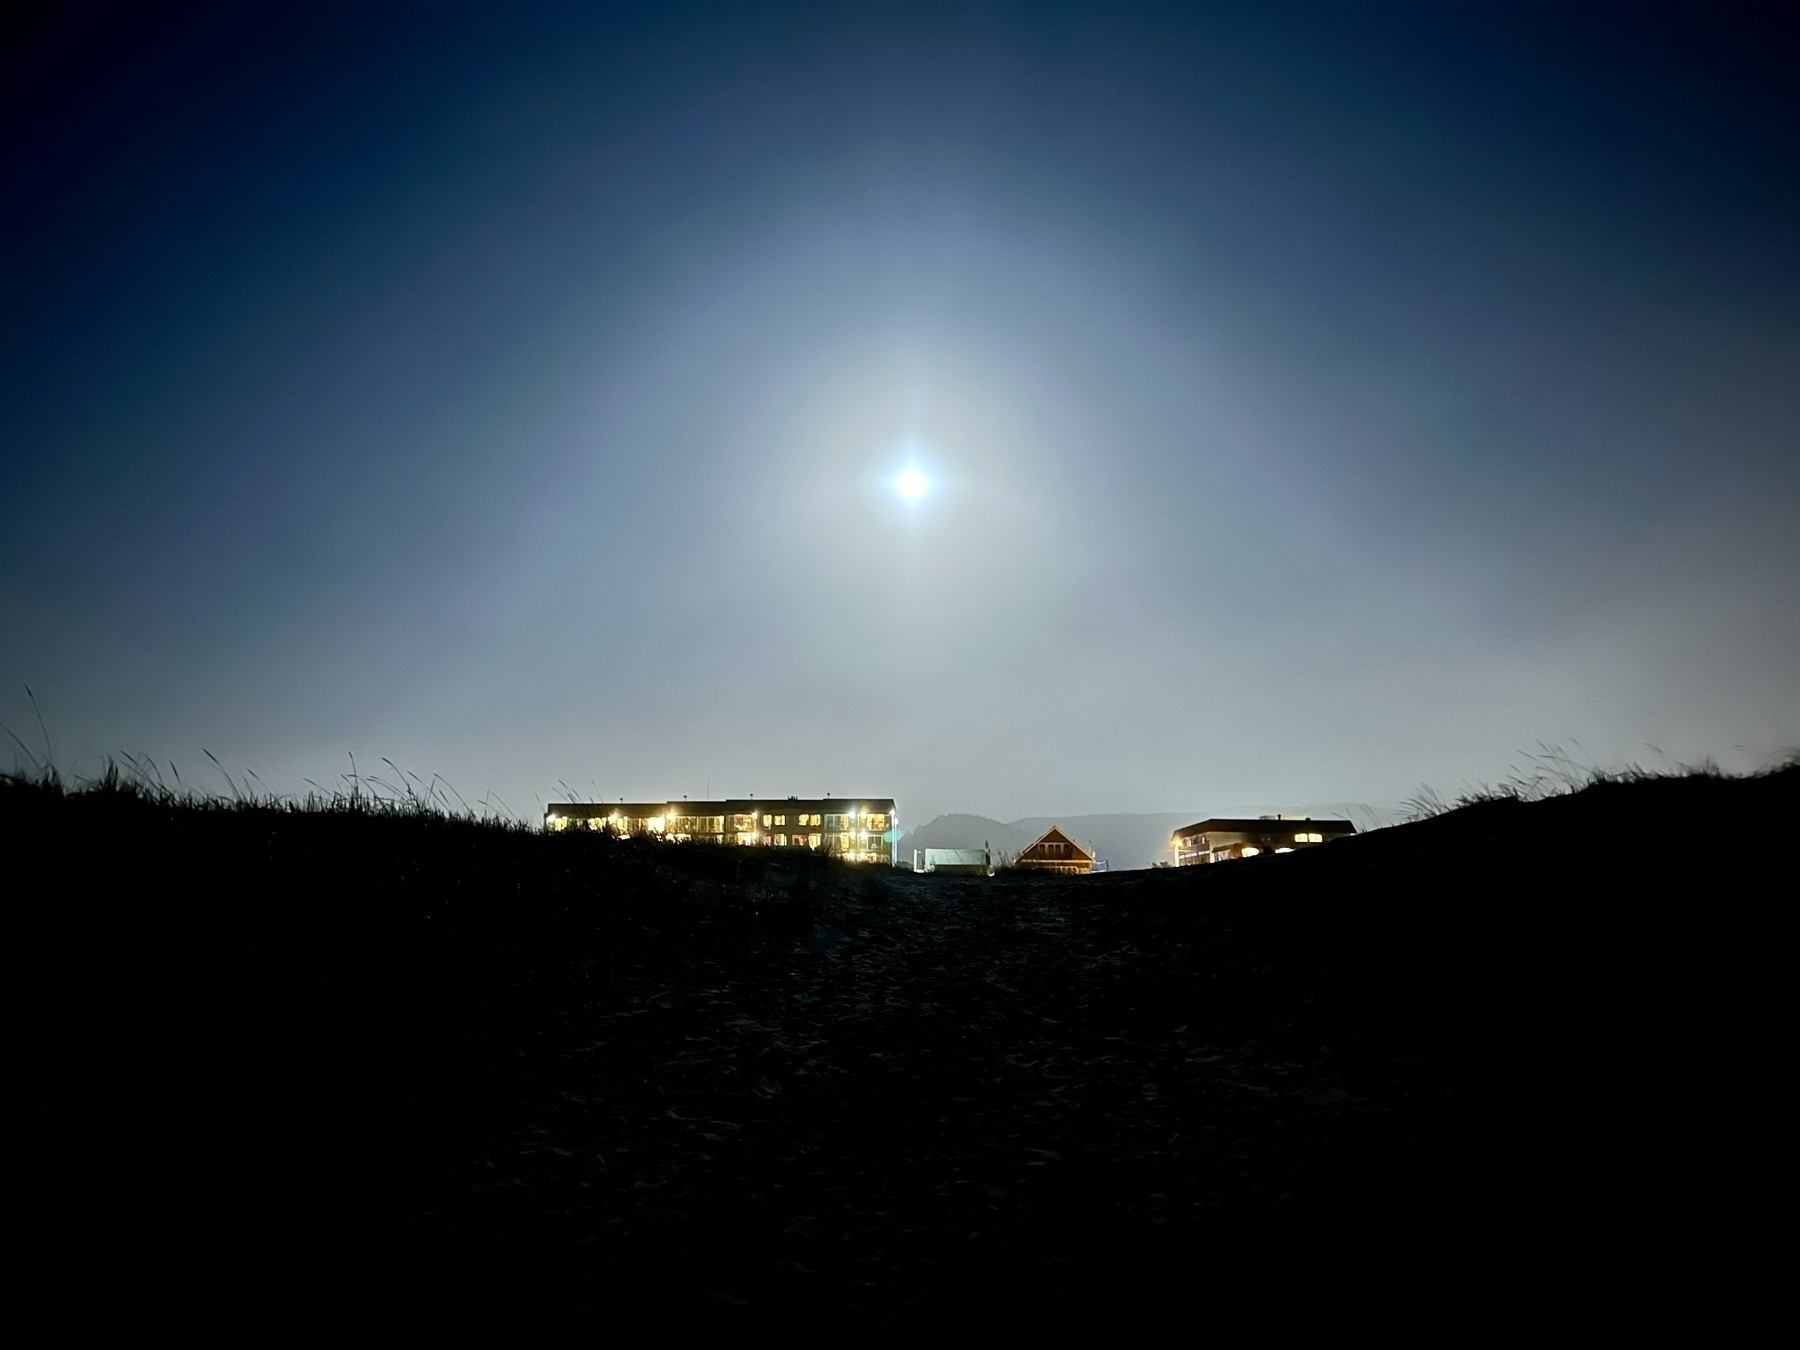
1014,826,1095,875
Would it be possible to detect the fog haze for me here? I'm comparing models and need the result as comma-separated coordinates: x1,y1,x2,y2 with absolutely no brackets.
3,4,1795,824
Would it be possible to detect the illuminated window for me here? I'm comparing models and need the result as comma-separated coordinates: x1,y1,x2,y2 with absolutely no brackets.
1239,846,1261,857
776,833,787,847
1274,846,1294,853
808,833,821,849
763,814,772,827
775,814,786,827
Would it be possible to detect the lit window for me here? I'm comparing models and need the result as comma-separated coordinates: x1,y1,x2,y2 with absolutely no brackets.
1239,846,1261,857
1274,846,1294,853
763,814,772,827
776,834,787,847
809,833,821,848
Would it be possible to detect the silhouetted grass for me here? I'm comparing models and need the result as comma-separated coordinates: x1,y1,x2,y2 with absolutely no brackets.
1400,741,1793,819
9,757,1794,1330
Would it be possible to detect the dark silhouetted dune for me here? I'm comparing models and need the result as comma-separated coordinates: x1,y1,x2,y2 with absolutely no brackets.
10,761,1792,1329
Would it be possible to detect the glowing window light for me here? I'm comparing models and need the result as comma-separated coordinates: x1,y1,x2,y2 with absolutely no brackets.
1239,846,1261,858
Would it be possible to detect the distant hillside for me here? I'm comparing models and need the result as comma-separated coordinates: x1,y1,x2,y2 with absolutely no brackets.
898,813,1035,860
901,804,1401,870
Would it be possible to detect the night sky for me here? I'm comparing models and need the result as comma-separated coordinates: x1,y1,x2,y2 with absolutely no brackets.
3,3,1795,823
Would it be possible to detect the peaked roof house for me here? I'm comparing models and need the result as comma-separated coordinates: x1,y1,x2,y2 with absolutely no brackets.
1015,826,1095,876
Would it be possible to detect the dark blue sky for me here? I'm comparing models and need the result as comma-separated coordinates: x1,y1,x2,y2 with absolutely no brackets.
3,2,1795,821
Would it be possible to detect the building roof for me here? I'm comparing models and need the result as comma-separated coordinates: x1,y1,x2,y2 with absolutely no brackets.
549,798,894,817
1173,817,1356,838
1018,826,1094,862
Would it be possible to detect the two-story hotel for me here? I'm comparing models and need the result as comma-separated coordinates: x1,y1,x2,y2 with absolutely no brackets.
1170,815,1356,865
544,797,898,865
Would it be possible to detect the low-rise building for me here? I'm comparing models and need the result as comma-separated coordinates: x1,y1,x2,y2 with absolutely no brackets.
545,797,898,865
1170,815,1355,865
1014,826,1095,875
917,847,992,876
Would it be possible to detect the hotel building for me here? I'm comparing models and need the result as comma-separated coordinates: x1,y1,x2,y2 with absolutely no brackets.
544,797,899,865
1170,815,1356,865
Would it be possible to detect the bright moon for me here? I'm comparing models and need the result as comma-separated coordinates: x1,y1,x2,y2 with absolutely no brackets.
896,468,928,501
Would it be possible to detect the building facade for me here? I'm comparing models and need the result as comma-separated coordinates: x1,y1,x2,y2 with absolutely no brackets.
1014,826,1095,875
545,797,898,865
917,847,992,876
1170,815,1355,865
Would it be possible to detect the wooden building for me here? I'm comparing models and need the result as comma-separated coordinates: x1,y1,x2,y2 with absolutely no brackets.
1014,826,1095,875
1170,815,1355,866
